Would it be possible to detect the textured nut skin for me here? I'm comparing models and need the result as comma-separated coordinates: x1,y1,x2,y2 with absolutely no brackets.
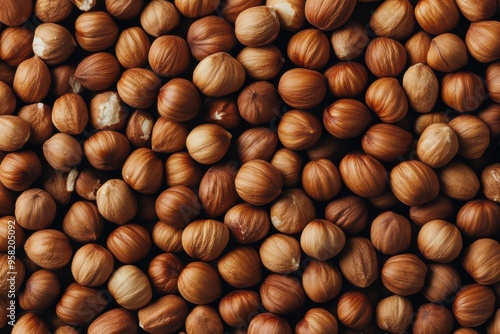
287,28,330,70
24,229,72,270
217,246,262,288
271,188,315,234
56,283,108,326
390,160,440,206
302,260,342,303
323,99,373,139
177,262,222,305
235,159,283,206
300,219,345,261
235,6,280,47
366,77,408,123
33,23,77,65
417,219,463,263
107,224,152,264
414,0,460,35
219,290,260,328
453,284,496,327
441,72,486,112
260,274,305,315
405,31,431,65
466,21,500,63
402,63,439,113
88,308,138,334
337,291,373,331
248,313,292,334
71,244,114,287
108,265,152,310
198,164,239,217
325,196,368,235
278,110,322,151
365,37,407,78
362,123,413,162
439,162,480,201
19,269,60,311
13,56,51,103
260,233,301,274
339,152,387,199
74,11,118,52
482,164,500,203
369,0,415,40
305,0,356,31
376,295,413,334
182,219,230,261
224,203,270,244
422,263,461,303
330,21,369,61
417,123,458,168
370,211,411,255
381,253,427,296
338,237,378,288
75,53,120,92
138,295,188,334
413,303,454,334
324,62,368,98
462,238,500,285
278,68,326,109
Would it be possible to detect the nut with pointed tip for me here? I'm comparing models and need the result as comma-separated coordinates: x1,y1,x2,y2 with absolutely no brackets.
188,15,236,61
305,0,355,31
323,99,373,139
439,162,480,201
18,103,53,145
414,0,460,35
442,72,486,112
218,246,262,288
260,233,300,274
339,152,387,199
260,274,305,315
0,115,30,152
376,295,413,334
238,81,282,125
33,23,76,65
278,110,322,151
302,260,342,303
235,6,280,47
140,0,180,37
235,159,283,206
15,188,56,231
108,265,152,310
236,127,279,164
287,28,329,70
75,11,118,52
381,253,427,296
0,150,41,192
324,62,368,98
178,261,222,305
278,68,326,109
24,229,72,270
219,290,260,328
462,238,500,285
138,295,188,334
148,253,183,295
453,284,495,328
402,63,439,113
270,188,315,234
370,211,411,255
0,27,34,67
115,27,150,69
224,203,270,244
337,291,373,331
122,148,163,195
13,56,51,103
107,224,152,264
416,123,458,168
71,244,114,287
117,68,161,109
405,31,432,65
88,308,138,334
96,179,137,225
369,0,415,40
413,303,454,334
149,35,190,78
237,45,285,80
270,148,302,188
63,201,103,243
366,77,408,123
390,160,439,206
52,93,89,135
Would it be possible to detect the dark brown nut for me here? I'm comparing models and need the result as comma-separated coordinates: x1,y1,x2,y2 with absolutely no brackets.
238,81,281,125
370,211,411,255
338,237,378,288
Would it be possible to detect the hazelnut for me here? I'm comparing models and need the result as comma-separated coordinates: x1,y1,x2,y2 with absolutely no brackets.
138,295,188,334
140,0,180,37
260,233,301,274
218,246,262,288
405,31,432,65
422,263,461,303
221,0,262,23
35,0,72,22
365,37,407,78
449,115,490,159
89,91,129,131
235,6,279,47
0,254,25,295
224,203,270,244
237,81,282,125
0,115,30,151
330,21,369,61
107,224,152,264
260,274,305,314
390,160,440,206
325,195,368,235
0,216,25,251
0,0,32,26
43,133,83,172
19,269,60,311
417,123,458,168
409,196,455,227
56,283,108,325
381,253,427,296
0,150,41,191
462,238,500,285
324,62,369,98
96,179,137,225
74,53,120,92
339,152,387,199
0,81,16,115
74,11,118,52
122,148,163,194
15,188,56,230
287,28,329,70
270,188,315,234
193,52,245,97
148,253,183,295
151,117,188,154
302,260,342,303
414,111,451,136
0,26,34,67
115,27,150,69
267,0,306,31
219,290,260,328
369,0,415,40
486,63,500,103
465,20,500,63
236,127,278,164
152,221,183,253
417,219,462,263
337,291,373,331
375,295,413,334
304,0,355,31
439,162,480,201
108,265,152,310
13,56,51,103
74,168,106,201
182,219,229,261
278,110,322,150
165,152,202,188
278,68,326,109
174,0,219,18
105,0,143,20
248,313,292,334
270,148,303,187
51,64,83,97
88,308,138,334
33,23,76,65
155,185,201,228
413,303,454,334
237,45,285,80
441,72,486,112
62,201,103,243
84,131,130,171
117,68,161,109
199,163,239,217
338,237,378,288
71,0,96,11
482,163,500,203
41,167,78,205
186,124,232,164
453,284,495,327
427,33,468,73
296,308,338,334
17,103,54,144
11,313,49,334
188,15,236,61
301,219,345,260
414,0,460,35
323,99,373,139
362,123,413,162
148,35,190,78
402,63,439,113
158,78,200,122
370,211,411,255
24,229,72,270
366,77,408,123
235,159,283,206
71,243,114,286
177,261,222,304
52,93,89,135
186,305,224,334
456,199,500,238
203,97,242,130
125,109,154,147
456,0,497,22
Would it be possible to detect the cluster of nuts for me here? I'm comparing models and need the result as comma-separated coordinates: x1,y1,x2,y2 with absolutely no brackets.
0,0,500,333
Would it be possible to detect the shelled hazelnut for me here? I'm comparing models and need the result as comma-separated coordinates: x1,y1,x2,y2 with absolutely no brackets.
337,291,373,331
138,295,188,334
462,238,500,285
115,27,150,69
260,274,305,315
238,81,281,125
365,37,407,78
453,284,496,327
182,219,230,261
422,263,461,303
177,262,222,305
369,0,415,40
402,63,439,113
235,159,283,206
108,265,152,310
304,0,355,31
218,246,262,288
338,237,378,288
438,161,480,201
62,201,103,243
224,203,270,244
330,21,369,61
300,219,345,261
413,303,454,334
237,45,285,80
24,229,72,270
278,68,326,109
186,305,224,334
107,224,152,264
270,189,315,234
370,211,411,255
375,295,413,334
365,77,408,123
0,26,34,67
302,260,342,303
19,269,60,312
482,163,500,203
267,0,305,31
259,233,301,274
405,31,431,65
248,313,292,334
0,116,29,151
381,253,427,296
236,127,278,163
71,244,114,287
88,308,138,334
